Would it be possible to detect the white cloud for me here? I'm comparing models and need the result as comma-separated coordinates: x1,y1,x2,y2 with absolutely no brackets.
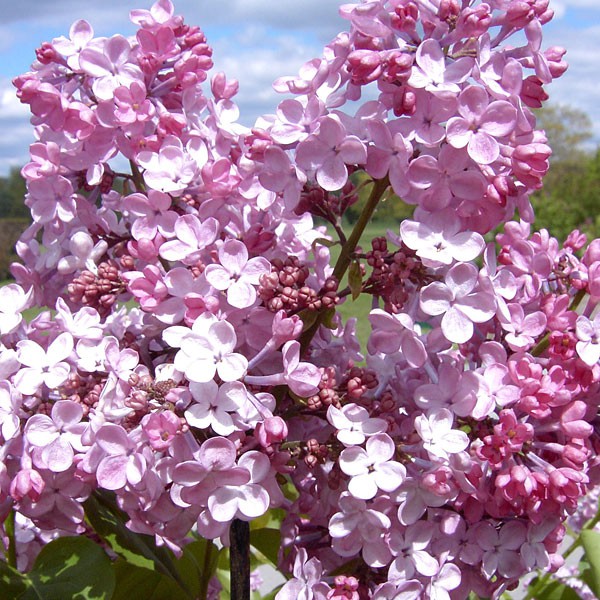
559,0,600,8
0,79,33,175
0,0,343,37
210,26,327,124
0,0,599,175
551,2,567,19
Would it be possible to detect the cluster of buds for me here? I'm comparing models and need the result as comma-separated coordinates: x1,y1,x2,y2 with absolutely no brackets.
259,256,339,313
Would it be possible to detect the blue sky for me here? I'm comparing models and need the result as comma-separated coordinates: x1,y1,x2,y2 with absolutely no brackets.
0,0,598,176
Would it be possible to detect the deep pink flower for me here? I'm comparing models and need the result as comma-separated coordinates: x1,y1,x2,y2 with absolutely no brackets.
142,411,183,450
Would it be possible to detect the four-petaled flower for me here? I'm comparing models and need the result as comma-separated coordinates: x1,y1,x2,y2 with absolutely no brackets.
204,240,271,309
339,433,406,500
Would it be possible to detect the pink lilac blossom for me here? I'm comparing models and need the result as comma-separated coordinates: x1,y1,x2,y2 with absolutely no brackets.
4,1,600,598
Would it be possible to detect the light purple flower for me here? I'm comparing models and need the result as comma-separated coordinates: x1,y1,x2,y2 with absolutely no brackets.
501,303,547,351
414,409,469,461
24,400,85,473
446,86,517,165
327,403,387,446
0,284,32,335
420,262,496,344
388,523,439,580
185,380,248,435
164,314,248,383
95,423,146,490
0,382,21,441
296,115,367,191
14,332,74,395
159,215,219,264
281,341,322,397
79,34,143,101
204,240,270,309
339,433,406,500
576,313,600,366
400,210,485,267
207,451,271,522
366,119,411,197
368,309,427,367
137,136,198,195
408,39,473,95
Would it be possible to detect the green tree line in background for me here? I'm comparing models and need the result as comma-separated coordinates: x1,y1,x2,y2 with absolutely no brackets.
0,103,598,279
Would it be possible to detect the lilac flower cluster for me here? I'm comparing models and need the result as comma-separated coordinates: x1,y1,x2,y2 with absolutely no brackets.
1,0,599,597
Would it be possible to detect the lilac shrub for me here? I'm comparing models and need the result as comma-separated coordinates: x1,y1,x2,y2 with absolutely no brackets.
1,0,600,598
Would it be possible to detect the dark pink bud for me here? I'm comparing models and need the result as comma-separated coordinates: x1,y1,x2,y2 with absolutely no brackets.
256,416,288,448
347,50,383,85
211,72,239,100
521,75,549,108
10,469,45,502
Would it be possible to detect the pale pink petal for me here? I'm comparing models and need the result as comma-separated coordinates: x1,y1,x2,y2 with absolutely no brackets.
441,306,474,344
217,353,248,382
97,455,129,490
348,473,378,500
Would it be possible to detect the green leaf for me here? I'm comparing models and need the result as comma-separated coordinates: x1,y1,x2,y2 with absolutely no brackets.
321,307,337,329
83,491,191,595
533,580,581,600
250,528,280,567
0,560,27,598
298,308,320,332
176,539,219,599
111,560,185,600
215,546,231,598
250,508,285,531
348,259,362,300
0,537,115,600
580,567,595,593
582,530,600,597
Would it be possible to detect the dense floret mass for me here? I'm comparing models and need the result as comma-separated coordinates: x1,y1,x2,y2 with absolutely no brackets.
2,0,599,598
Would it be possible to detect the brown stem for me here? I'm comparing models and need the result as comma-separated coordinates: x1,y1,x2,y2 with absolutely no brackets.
299,176,389,351
230,519,250,600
